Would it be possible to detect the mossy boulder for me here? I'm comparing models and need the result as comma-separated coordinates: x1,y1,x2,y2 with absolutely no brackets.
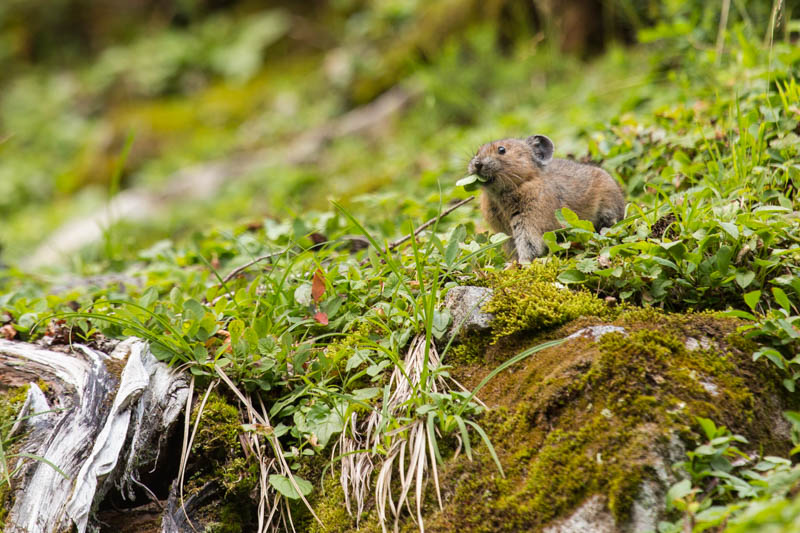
309,304,796,532
481,263,609,341
427,310,795,532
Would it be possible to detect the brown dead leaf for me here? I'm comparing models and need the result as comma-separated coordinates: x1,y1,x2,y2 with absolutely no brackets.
312,269,326,303
314,311,329,326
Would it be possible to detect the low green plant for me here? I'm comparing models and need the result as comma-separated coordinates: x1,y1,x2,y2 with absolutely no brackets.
660,415,800,533
730,286,800,391
544,69,800,314
331,201,511,530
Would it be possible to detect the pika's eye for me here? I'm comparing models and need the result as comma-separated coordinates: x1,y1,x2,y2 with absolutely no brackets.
498,146,506,155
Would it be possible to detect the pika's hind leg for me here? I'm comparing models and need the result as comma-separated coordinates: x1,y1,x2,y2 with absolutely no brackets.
594,208,621,231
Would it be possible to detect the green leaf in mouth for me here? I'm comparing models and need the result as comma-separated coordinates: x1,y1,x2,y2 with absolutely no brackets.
456,173,488,191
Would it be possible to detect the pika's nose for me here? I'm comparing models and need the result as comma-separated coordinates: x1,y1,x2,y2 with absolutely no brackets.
473,159,483,172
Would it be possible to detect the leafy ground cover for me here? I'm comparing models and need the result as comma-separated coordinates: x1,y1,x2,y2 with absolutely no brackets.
1,3,800,531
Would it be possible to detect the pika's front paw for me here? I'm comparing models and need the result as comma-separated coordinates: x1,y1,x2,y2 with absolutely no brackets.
515,237,544,263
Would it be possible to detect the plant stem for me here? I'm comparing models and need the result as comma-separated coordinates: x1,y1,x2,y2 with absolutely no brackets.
359,196,475,266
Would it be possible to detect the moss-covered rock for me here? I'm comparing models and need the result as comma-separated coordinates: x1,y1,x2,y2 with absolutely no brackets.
312,308,797,532
447,263,610,366
482,263,609,341
427,311,795,532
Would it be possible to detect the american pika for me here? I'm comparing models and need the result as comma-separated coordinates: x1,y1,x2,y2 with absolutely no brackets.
467,135,625,262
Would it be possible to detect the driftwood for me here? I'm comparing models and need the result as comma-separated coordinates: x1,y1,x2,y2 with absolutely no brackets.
0,338,189,533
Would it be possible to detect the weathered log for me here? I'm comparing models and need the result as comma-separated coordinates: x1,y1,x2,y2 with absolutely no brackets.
0,338,189,533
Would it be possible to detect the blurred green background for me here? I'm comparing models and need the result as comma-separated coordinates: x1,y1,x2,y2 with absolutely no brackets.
0,0,792,270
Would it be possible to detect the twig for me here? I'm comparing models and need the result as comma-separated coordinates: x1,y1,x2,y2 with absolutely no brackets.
220,249,289,284
360,196,476,266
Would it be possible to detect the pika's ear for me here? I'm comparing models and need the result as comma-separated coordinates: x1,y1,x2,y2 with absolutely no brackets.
526,135,554,165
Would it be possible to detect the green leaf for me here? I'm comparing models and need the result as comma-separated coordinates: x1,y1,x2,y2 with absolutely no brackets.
193,344,208,363
756,348,786,370
576,258,598,274
445,225,467,267
719,222,739,240
735,270,756,289
557,207,594,231
269,474,312,500
427,413,443,465
455,174,478,187
694,506,730,523
294,284,313,306
694,444,715,455
454,415,473,460
783,411,800,428
183,298,206,321
660,241,687,261
557,269,587,284
169,287,182,308
351,387,379,401
721,309,755,320
431,309,451,340
139,286,158,308
542,231,569,252
743,290,761,312
772,287,792,313
778,318,800,339
456,174,486,192
345,349,370,372
666,479,692,509
464,419,504,477
716,245,733,274
696,417,717,440
303,401,345,448
228,318,244,345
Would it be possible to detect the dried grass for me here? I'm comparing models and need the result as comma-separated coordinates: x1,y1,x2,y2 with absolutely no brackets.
336,333,448,533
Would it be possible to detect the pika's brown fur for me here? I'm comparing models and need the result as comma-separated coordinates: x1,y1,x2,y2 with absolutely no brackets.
468,135,625,261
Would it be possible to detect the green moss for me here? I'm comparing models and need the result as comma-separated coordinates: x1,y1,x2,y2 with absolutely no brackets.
505,420,648,527
0,384,30,527
190,392,242,467
483,263,608,342
418,309,797,532
446,330,491,366
186,391,258,531
446,263,609,367
302,309,796,533
0,385,28,426
305,476,374,533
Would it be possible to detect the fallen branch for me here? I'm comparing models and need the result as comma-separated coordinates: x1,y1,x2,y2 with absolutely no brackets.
360,195,475,266
0,338,189,533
